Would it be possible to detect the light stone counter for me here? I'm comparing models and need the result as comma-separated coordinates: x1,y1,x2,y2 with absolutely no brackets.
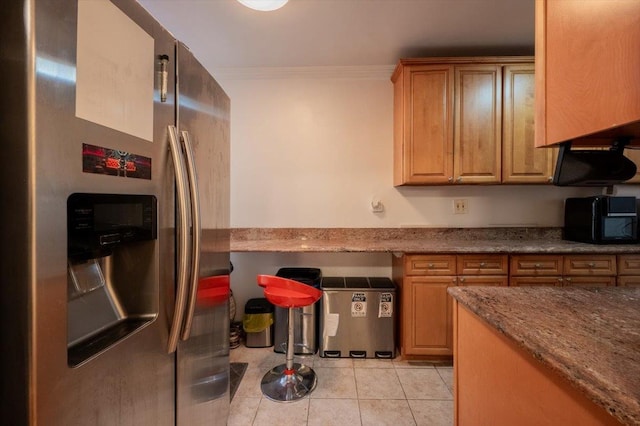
230,227,640,253
448,286,640,426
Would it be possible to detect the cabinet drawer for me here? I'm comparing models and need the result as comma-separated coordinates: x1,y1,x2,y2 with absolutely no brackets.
509,276,562,287
563,255,616,276
457,276,508,287
618,276,640,287
510,255,563,276
457,255,508,275
563,276,616,287
405,255,457,276
618,255,640,276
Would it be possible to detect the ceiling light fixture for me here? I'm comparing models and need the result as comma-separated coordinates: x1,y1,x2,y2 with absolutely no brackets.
237,0,289,12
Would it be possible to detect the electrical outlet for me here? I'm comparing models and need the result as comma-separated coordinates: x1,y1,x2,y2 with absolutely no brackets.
371,198,384,213
454,199,468,214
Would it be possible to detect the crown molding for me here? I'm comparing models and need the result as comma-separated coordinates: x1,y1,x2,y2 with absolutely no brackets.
212,65,396,81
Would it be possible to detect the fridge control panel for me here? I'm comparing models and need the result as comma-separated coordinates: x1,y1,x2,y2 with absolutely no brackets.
67,193,157,259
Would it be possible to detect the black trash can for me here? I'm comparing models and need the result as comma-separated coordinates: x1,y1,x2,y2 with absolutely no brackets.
274,267,322,355
243,298,274,348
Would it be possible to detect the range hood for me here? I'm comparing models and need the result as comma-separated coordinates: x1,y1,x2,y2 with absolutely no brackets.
552,140,638,186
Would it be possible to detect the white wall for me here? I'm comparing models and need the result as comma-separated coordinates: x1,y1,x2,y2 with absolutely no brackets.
216,66,618,317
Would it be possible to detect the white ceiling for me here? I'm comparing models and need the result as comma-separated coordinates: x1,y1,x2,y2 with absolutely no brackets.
137,0,534,73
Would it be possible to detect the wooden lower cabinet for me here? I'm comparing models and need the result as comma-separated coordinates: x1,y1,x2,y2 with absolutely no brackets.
510,276,562,287
453,301,622,425
395,254,507,358
511,254,616,288
617,254,640,286
618,276,640,287
510,254,562,287
563,276,616,287
403,276,455,357
395,252,634,360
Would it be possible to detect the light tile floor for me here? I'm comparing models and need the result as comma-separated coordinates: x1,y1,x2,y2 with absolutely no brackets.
229,346,454,426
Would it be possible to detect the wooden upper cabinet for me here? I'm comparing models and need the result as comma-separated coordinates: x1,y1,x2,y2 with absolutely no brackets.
393,64,454,185
535,0,640,148
454,65,501,184
502,64,554,183
392,57,543,186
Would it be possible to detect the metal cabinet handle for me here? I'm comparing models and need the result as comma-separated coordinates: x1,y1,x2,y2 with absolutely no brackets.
167,125,191,354
180,130,201,342
448,177,453,183
534,263,541,268
480,262,486,267
428,263,434,268
587,262,596,268
456,176,462,183
459,277,465,283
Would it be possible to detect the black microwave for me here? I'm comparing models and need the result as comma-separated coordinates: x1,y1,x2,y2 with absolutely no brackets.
563,196,638,244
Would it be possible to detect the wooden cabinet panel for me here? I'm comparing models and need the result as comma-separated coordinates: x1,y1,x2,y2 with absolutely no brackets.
404,276,454,356
457,254,508,275
401,252,637,360
563,255,616,276
535,0,640,147
502,64,554,183
458,276,508,287
454,65,502,184
392,57,540,186
401,253,509,358
405,254,456,276
510,255,563,276
563,276,616,287
453,303,622,426
617,276,640,287
510,276,562,287
394,64,454,185
618,254,640,275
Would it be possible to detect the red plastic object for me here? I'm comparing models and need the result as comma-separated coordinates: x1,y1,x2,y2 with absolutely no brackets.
257,274,322,308
197,275,230,306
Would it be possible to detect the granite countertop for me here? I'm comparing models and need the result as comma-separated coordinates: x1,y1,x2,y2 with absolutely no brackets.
448,286,640,426
230,228,640,253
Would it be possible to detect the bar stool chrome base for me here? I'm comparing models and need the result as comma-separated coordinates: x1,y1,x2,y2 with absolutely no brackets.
260,362,317,402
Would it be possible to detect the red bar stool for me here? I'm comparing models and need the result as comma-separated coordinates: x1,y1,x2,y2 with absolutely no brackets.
257,274,322,402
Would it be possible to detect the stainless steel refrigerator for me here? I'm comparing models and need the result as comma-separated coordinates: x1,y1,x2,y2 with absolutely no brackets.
0,0,231,424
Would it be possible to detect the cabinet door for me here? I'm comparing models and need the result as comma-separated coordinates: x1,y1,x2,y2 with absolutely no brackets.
457,254,508,275
458,276,508,287
453,65,502,183
618,254,640,275
403,276,454,356
510,276,562,287
617,276,640,287
405,254,457,276
510,255,563,276
563,255,616,276
563,276,616,287
502,64,554,183
396,65,454,185
535,0,640,147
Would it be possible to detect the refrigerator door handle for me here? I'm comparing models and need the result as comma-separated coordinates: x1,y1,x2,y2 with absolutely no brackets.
179,130,201,341
167,125,191,353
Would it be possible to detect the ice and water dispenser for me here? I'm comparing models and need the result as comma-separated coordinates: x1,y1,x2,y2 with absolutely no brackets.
66,193,157,366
